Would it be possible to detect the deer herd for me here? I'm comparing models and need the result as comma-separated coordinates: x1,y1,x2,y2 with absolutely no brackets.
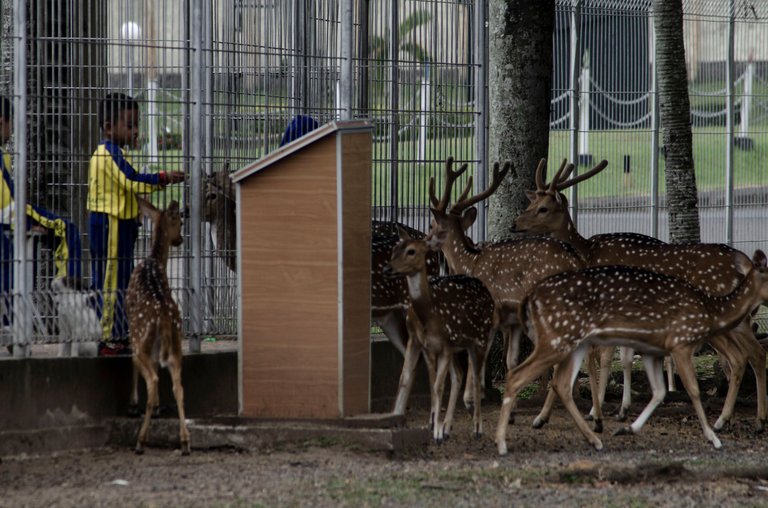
95,155,766,457
376,156,768,456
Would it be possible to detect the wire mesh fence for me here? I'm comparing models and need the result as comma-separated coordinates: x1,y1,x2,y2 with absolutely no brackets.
0,0,767,355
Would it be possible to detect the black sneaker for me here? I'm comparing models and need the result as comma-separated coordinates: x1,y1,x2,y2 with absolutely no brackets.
98,341,133,357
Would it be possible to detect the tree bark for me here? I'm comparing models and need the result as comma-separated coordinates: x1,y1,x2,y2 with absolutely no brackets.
654,0,700,243
487,0,555,242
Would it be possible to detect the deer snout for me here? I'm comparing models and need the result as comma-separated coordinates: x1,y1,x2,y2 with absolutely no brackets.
382,264,399,278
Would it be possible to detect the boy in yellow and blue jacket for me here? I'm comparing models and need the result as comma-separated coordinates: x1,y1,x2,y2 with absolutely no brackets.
88,93,184,355
0,96,83,326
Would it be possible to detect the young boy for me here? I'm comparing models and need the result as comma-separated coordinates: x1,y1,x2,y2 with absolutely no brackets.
0,96,84,326
88,93,184,356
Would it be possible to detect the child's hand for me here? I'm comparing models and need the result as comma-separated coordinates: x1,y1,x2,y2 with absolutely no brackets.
159,171,186,186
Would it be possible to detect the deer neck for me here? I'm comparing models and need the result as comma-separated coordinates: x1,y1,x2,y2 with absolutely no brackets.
557,217,590,261
149,230,171,268
441,226,481,276
405,268,434,325
705,270,760,334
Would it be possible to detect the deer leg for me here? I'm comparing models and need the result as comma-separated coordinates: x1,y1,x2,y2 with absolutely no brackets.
167,355,190,455
671,348,722,449
709,333,742,431
496,348,567,456
467,348,483,438
392,336,421,415
465,332,496,411
614,355,665,436
422,352,438,432
128,363,140,417
504,325,522,371
550,345,603,450
442,356,464,440
664,356,677,392
431,352,451,443
748,336,767,432
133,354,158,455
617,346,634,421
532,367,557,429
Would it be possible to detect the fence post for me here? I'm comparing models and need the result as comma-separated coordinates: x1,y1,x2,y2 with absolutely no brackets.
418,66,430,162
187,0,205,353
568,0,582,229
650,16,660,239
339,0,354,119
578,55,591,165
12,0,29,357
725,0,735,246
736,59,754,149
473,0,488,240
389,0,400,222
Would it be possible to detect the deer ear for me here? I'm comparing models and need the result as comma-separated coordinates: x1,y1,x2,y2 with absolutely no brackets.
525,190,538,203
554,192,564,205
136,195,161,222
460,207,478,231
753,250,767,269
395,225,412,241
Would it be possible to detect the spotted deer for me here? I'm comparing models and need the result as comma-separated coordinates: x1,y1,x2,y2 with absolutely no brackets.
425,158,604,428
371,221,439,356
384,225,499,442
514,158,767,431
126,197,189,455
496,250,768,455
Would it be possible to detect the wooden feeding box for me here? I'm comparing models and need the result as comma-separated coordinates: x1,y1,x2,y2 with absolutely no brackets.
231,120,373,419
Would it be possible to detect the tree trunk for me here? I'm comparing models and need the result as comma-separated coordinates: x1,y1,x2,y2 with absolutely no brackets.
487,0,555,242
654,0,700,243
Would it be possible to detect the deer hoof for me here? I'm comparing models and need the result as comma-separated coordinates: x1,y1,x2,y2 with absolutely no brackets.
465,403,475,414
181,443,191,456
756,420,766,434
612,426,633,437
473,431,482,440
615,411,628,423
584,413,594,422
593,419,603,434
531,418,547,430
134,445,145,455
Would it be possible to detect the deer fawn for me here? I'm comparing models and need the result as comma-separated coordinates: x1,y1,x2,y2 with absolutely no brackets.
126,197,190,455
495,250,768,455
384,226,499,442
203,165,237,273
514,158,767,431
371,221,439,356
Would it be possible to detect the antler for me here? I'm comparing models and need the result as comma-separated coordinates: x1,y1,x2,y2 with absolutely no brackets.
450,161,512,215
554,160,608,192
429,157,469,212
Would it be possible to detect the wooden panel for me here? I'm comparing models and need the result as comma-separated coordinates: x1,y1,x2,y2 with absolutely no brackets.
340,131,373,415
239,136,340,419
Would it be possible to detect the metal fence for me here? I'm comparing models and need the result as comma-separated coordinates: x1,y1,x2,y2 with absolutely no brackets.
0,0,767,356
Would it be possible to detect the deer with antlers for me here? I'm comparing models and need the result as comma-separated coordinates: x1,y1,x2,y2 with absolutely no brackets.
496,250,768,454
423,157,607,428
126,197,190,455
514,159,767,432
384,225,499,442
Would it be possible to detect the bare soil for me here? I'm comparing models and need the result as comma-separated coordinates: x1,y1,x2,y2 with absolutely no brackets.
3,391,768,508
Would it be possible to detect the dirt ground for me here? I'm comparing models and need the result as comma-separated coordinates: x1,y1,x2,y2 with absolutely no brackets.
4,387,768,508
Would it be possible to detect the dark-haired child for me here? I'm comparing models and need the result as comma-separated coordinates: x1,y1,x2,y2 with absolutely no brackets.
88,92,184,356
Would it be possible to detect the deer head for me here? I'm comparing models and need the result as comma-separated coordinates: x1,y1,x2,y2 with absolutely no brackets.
137,196,183,266
513,158,608,237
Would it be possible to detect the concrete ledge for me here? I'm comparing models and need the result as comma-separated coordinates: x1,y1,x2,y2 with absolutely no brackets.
108,414,430,455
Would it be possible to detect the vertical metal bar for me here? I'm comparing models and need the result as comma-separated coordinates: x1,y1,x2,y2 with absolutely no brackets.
568,0,581,229
188,0,204,352
474,0,488,240
650,14,660,238
389,0,399,221
339,0,353,119
725,0,735,246
358,0,369,117
12,0,28,357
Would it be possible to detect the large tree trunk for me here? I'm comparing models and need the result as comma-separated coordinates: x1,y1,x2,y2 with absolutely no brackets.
654,0,700,243
487,0,555,242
